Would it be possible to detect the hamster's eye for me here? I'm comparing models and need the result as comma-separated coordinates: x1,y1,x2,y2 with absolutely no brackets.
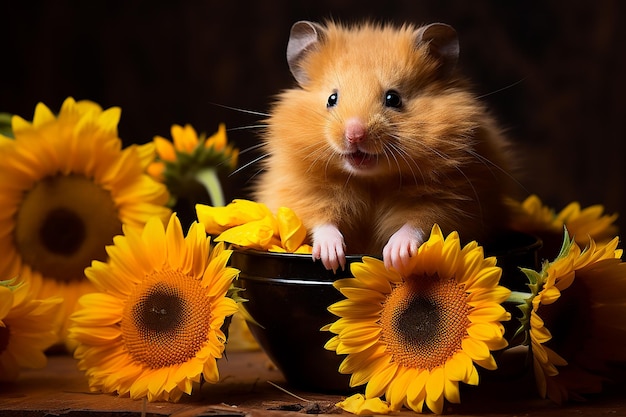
384,90,402,108
327,92,338,108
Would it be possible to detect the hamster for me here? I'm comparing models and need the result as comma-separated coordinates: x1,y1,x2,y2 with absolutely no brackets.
253,20,515,273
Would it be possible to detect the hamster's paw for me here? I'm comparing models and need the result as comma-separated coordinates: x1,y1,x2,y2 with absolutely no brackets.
312,224,346,273
383,224,425,273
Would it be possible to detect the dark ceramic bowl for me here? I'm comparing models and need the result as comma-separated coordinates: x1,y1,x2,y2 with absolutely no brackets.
230,231,541,393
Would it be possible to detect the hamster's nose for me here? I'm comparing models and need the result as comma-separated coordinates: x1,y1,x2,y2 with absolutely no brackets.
344,117,367,143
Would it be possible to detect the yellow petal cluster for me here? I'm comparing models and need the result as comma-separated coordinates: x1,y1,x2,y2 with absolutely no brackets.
336,394,393,415
196,199,312,253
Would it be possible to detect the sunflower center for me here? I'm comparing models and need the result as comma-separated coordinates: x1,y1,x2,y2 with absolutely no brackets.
396,297,440,346
0,324,10,354
380,274,470,370
138,288,184,331
122,269,212,369
15,175,122,281
39,208,86,255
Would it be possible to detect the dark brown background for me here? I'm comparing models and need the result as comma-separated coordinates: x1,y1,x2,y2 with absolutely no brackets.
3,1,625,240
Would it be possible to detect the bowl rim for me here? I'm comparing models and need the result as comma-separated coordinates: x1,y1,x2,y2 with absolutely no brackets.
230,247,368,261
229,229,542,259
229,230,542,291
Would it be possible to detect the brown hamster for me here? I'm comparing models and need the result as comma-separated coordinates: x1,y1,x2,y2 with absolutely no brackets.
253,20,515,272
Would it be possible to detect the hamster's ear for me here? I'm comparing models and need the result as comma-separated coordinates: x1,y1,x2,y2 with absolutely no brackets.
287,20,323,86
415,23,459,75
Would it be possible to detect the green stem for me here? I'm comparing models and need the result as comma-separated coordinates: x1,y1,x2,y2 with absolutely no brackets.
197,167,225,207
507,290,532,305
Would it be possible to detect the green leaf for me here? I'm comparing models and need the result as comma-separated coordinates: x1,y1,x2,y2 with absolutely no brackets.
0,112,14,138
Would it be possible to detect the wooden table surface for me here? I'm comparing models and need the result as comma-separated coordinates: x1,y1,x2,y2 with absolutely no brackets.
1,349,625,416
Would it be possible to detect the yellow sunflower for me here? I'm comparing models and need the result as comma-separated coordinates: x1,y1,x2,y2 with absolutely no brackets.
324,225,511,414
0,279,62,381
508,195,618,253
0,97,171,346
517,231,625,403
68,214,240,401
147,123,238,208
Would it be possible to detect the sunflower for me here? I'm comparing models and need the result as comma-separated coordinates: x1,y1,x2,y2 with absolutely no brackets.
147,123,238,208
0,97,171,346
68,214,240,401
516,231,625,403
324,225,511,414
0,279,62,381
508,195,618,254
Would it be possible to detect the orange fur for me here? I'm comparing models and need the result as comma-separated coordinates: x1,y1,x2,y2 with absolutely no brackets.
254,21,514,255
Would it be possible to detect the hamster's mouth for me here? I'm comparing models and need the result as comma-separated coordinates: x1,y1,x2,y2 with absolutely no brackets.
344,150,378,171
